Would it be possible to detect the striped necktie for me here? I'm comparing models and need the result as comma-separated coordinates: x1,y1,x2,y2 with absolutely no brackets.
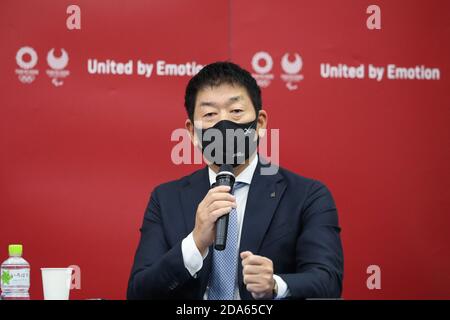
208,181,247,300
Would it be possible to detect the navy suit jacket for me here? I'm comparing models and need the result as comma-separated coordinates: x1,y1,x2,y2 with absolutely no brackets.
127,159,343,299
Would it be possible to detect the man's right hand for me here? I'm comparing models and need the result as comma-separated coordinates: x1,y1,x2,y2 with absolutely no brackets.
192,185,236,255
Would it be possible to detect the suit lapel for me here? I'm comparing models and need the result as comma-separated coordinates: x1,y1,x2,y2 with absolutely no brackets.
240,161,286,254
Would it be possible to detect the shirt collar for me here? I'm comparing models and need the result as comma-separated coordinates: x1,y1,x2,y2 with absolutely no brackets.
208,154,258,187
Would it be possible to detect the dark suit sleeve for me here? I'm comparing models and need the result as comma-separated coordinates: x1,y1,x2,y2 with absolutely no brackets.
278,181,344,299
127,186,193,299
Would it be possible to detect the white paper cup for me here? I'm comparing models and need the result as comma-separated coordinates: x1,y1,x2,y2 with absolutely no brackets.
41,268,73,300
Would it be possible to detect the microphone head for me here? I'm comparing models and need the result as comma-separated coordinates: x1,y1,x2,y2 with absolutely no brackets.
216,164,235,188
219,164,234,175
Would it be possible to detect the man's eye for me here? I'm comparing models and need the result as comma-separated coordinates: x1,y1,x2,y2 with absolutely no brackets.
204,112,216,118
231,109,243,114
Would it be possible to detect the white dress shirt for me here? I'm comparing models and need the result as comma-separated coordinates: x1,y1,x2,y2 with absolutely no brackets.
181,154,290,299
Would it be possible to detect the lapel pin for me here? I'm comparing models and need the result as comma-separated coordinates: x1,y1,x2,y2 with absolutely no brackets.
270,192,276,198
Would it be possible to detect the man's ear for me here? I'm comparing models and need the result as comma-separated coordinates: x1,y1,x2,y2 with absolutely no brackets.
256,109,268,138
185,118,199,147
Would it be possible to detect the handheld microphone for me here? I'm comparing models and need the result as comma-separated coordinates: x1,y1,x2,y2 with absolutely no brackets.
214,164,235,251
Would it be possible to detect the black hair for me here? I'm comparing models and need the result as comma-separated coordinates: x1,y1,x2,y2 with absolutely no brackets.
184,61,262,121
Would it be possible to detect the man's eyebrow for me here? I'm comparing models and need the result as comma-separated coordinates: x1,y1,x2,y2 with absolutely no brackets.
198,95,244,108
225,95,244,107
228,95,243,102
227,95,243,104
198,101,217,107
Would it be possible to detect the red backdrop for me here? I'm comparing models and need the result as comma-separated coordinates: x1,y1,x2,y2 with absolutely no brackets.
1,0,449,299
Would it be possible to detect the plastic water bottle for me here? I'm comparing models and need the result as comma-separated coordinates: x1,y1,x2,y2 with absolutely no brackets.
1,244,30,300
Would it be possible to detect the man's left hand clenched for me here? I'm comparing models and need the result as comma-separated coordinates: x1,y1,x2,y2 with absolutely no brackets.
240,251,276,300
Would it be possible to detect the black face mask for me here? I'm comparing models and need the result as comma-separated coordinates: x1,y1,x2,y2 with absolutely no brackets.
196,118,258,167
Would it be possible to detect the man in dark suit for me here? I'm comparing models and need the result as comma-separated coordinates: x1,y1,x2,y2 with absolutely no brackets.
127,62,343,300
